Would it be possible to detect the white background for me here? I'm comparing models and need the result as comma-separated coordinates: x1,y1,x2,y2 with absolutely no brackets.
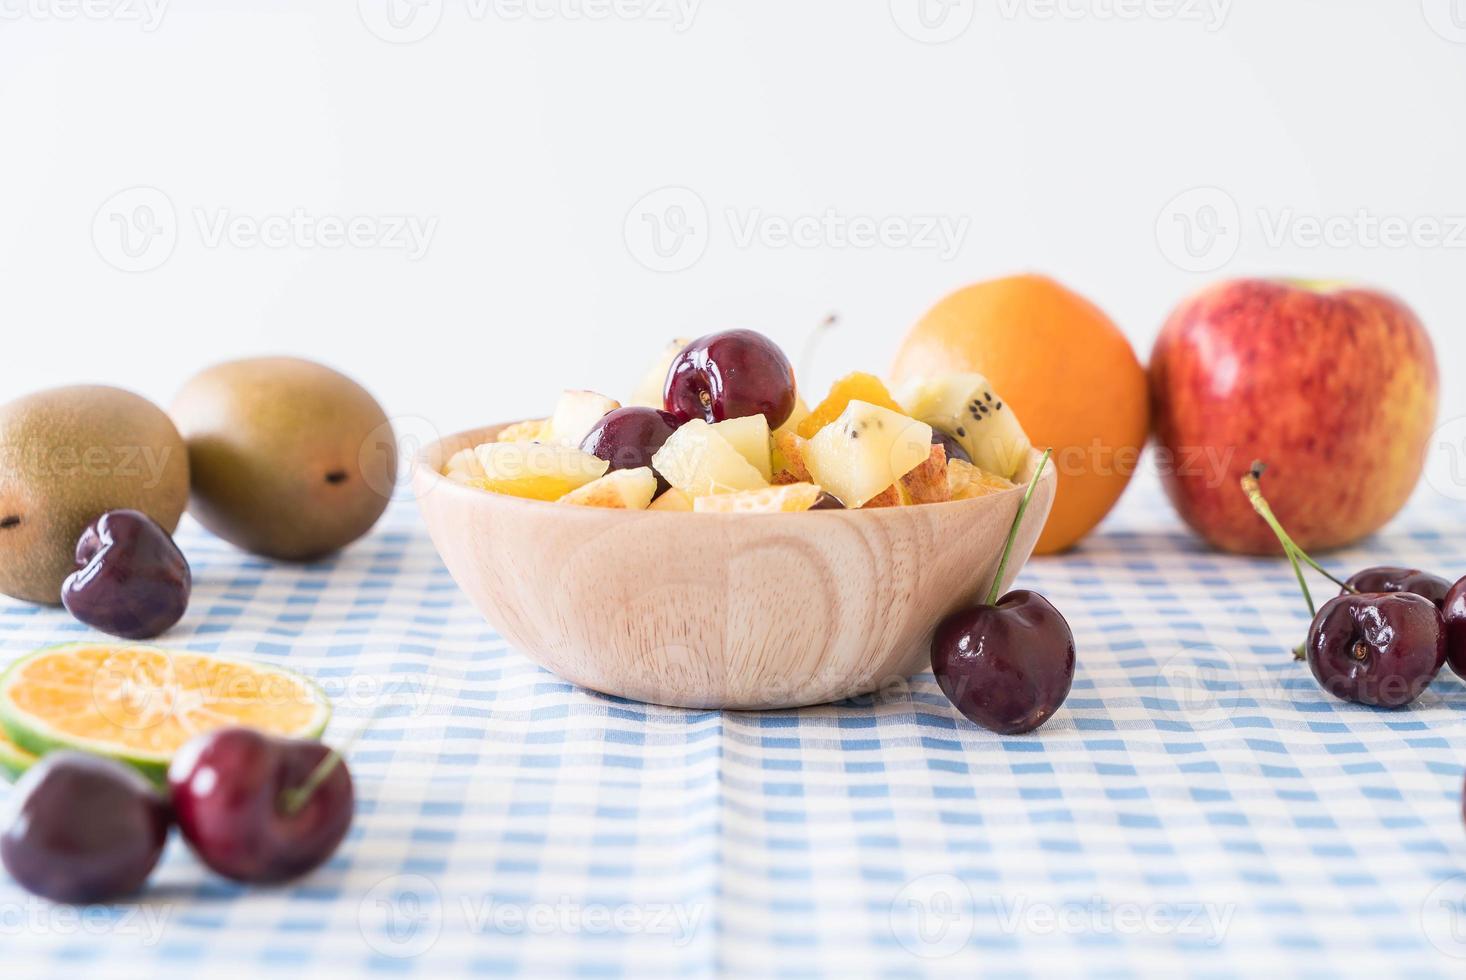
3,0,1464,452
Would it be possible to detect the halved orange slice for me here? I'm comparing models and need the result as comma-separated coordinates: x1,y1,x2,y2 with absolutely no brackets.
0,727,36,782
0,643,331,782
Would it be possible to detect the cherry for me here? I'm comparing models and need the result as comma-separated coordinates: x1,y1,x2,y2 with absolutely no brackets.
1242,462,1445,708
61,509,191,639
169,728,353,885
663,330,797,429
1340,567,1450,607
1442,577,1466,680
1,752,170,904
930,449,1074,734
580,406,679,493
1307,592,1444,708
930,430,971,465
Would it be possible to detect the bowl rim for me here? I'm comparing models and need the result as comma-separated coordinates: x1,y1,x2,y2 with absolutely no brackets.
413,421,1051,519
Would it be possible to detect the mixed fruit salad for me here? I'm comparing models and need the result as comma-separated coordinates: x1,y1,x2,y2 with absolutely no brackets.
441,329,1033,513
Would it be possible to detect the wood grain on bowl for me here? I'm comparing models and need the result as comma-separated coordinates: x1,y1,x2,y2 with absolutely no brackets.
414,424,1056,710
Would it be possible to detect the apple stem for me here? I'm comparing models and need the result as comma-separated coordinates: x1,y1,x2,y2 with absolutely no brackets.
985,448,1052,607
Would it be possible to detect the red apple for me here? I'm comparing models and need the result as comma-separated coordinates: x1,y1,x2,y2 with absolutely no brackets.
1150,279,1437,554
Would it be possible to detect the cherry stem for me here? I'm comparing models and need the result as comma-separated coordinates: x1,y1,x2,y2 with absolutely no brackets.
986,448,1052,607
1240,461,1359,660
1241,462,1318,614
278,702,383,816
280,748,344,816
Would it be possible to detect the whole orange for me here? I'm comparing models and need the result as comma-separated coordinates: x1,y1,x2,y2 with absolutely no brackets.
892,274,1149,553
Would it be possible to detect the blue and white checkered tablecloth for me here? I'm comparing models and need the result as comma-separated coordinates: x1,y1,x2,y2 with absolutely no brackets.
3,472,1466,979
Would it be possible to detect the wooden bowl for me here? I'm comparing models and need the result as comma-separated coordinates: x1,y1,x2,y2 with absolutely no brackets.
413,424,1056,710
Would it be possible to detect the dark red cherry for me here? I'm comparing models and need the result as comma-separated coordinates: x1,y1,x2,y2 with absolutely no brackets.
1442,576,1466,680
663,330,797,429
1306,592,1444,708
1,752,170,904
1243,462,1448,709
62,509,190,639
1341,566,1450,607
169,728,353,885
580,407,679,493
931,590,1075,735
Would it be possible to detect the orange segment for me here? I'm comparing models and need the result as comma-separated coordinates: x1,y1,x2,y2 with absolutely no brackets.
947,458,1015,500
692,483,823,513
796,372,905,439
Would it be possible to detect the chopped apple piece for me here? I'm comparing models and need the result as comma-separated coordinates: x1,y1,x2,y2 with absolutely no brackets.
899,373,1030,480
772,430,814,484
804,401,932,508
693,483,823,513
547,390,620,447
629,338,689,408
859,485,903,509
472,442,609,501
798,372,905,439
648,488,694,511
651,419,768,497
559,467,657,509
497,418,551,443
899,443,952,505
710,415,773,482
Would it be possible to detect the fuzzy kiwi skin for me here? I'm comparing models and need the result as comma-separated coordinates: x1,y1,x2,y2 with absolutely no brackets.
0,386,190,606
170,358,396,561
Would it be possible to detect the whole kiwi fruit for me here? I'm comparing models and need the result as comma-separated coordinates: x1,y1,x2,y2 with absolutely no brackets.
0,386,190,605
170,357,396,561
